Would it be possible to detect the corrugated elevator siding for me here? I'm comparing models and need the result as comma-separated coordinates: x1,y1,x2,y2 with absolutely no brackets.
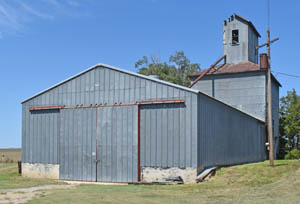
97,106,138,182
272,79,279,158
140,102,197,168
22,66,198,168
191,72,266,121
197,94,266,167
22,109,59,164
59,108,97,181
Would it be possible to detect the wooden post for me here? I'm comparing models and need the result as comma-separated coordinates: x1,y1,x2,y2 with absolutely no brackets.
267,28,274,166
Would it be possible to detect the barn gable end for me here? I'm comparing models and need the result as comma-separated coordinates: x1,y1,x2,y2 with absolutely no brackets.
22,64,199,182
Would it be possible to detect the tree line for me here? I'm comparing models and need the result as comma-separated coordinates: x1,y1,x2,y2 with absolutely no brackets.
135,51,200,87
278,89,300,159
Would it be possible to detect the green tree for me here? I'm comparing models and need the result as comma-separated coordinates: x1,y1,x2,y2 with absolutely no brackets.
278,89,300,158
135,51,200,86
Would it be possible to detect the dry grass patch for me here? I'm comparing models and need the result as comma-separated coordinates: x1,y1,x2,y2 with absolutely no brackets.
0,163,64,189
0,148,21,163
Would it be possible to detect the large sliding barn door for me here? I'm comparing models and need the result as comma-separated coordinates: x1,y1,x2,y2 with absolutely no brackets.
96,106,138,182
59,106,138,182
59,108,97,181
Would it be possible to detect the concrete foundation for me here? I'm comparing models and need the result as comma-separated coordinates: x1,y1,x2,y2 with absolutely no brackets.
141,167,199,183
22,163,59,179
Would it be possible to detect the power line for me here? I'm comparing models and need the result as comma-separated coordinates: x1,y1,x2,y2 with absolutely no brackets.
272,71,300,79
267,0,270,28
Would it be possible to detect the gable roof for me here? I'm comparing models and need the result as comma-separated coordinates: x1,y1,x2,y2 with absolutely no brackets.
232,13,261,37
21,63,200,104
189,61,281,87
22,63,265,123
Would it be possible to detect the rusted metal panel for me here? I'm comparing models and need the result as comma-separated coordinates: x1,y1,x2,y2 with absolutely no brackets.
190,61,261,77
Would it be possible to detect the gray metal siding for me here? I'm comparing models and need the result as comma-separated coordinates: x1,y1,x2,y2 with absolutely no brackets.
197,94,266,167
272,79,280,156
140,95,198,168
22,66,198,168
191,72,266,121
59,108,97,181
23,67,196,107
97,106,138,182
248,26,259,63
223,18,250,64
22,109,60,164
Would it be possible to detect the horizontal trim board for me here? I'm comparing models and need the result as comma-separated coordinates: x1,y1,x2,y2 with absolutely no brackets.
28,99,185,110
63,104,138,109
138,99,185,105
29,105,63,110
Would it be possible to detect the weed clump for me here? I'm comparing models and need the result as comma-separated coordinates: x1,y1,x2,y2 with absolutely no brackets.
285,149,300,160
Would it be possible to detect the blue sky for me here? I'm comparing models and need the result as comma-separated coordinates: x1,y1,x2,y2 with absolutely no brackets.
0,0,299,148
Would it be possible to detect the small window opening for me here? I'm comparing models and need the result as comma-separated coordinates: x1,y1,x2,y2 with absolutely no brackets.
232,29,239,45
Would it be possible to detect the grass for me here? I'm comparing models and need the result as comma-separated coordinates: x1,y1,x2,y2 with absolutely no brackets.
0,163,63,189
24,160,300,204
0,160,299,203
208,160,300,187
0,148,21,162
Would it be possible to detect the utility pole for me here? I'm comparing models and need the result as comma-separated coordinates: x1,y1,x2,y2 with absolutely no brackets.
266,28,274,166
257,32,278,166
255,0,279,166
257,30,278,166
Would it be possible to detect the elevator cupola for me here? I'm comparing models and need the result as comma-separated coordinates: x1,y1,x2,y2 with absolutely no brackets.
223,14,261,64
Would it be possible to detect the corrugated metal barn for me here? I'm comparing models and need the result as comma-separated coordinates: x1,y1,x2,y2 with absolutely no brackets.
21,63,266,183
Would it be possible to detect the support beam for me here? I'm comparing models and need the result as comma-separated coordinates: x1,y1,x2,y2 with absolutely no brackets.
256,38,279,50
189,55,226,88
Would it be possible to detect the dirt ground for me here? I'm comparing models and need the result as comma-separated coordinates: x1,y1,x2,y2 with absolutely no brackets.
0,184,76,204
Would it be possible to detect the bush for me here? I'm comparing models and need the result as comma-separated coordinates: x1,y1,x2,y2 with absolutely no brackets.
285,149,300,160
